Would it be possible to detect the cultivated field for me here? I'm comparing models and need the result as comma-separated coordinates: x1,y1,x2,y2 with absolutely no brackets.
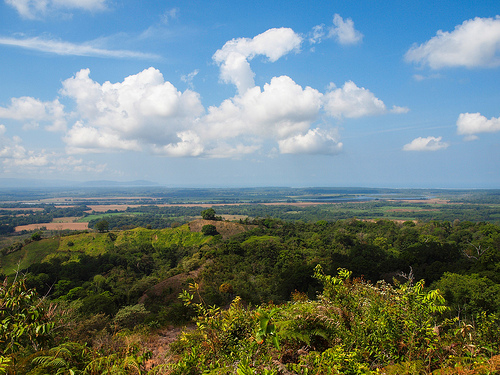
15,222,89,232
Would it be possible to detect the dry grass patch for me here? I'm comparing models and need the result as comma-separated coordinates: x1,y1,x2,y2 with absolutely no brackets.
15,222,89,232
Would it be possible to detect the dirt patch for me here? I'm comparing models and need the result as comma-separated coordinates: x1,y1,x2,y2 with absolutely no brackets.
144,325,195,371
52,216,81,223
15,222,89,232
188,219,253,239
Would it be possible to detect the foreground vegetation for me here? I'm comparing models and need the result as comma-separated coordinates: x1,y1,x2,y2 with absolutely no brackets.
1,195,500,373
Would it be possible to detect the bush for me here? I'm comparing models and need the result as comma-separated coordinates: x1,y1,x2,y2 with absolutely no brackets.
113,304,150,329
202,224,218,236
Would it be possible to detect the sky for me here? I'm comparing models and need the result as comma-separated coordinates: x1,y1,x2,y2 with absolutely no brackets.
0,0,499,188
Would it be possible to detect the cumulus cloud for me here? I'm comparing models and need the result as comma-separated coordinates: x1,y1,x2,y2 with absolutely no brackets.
5,0,107,19
42,65,403,158
279,128,343,155
323,81,388,119
0,123,107,173
0,96,66,131
61,67,204,153
152,131,204,157
0,129,49,167
201,75,323,141
0,36,159,59
405,16,500,69
63,122,141,154
213,28,302,93
456,112,500,140
328,14,363,45
403,136,449,151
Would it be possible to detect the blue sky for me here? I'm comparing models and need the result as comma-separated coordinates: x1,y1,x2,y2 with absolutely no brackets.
0,0,499,188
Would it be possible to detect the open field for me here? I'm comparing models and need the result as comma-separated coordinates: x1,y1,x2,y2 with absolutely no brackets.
15,222,89,232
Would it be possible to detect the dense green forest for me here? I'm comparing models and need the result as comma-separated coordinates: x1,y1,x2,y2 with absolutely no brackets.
2,210,500,374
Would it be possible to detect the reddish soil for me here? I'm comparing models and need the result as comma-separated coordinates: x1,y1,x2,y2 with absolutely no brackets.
143,325,195,371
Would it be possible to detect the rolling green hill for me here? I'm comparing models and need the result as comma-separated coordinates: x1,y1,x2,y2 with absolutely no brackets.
0,224,210,275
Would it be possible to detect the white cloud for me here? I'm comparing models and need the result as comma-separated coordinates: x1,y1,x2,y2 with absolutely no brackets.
0,96,66,131
0,127,107,173
201,75,323,141
61,68,204,153
309,24,325,44
0,36,159,59
205,143,261,159
5,0,107,19
328,14,363,45
390,105,410,114
456,112,500,140
405,16,500,69
161,8,179,24
153,131,204,157
0,130,49,167
52,65,403,158
63,122,142,154
403,136,449,151
323,81,387,119
181,69,199,89
279,128,343,155
213,28,302,93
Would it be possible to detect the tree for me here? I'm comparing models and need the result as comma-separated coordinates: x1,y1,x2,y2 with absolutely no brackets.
95,219,109,233
201,208,216,221
202,224,219,236
31,231,42,241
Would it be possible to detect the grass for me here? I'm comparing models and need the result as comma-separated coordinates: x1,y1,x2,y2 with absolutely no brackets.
57,232,114,256
0,238,59,275
115,225,209,249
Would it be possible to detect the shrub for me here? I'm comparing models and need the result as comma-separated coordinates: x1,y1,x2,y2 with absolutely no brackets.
202,224,218,236
113,304,150,329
